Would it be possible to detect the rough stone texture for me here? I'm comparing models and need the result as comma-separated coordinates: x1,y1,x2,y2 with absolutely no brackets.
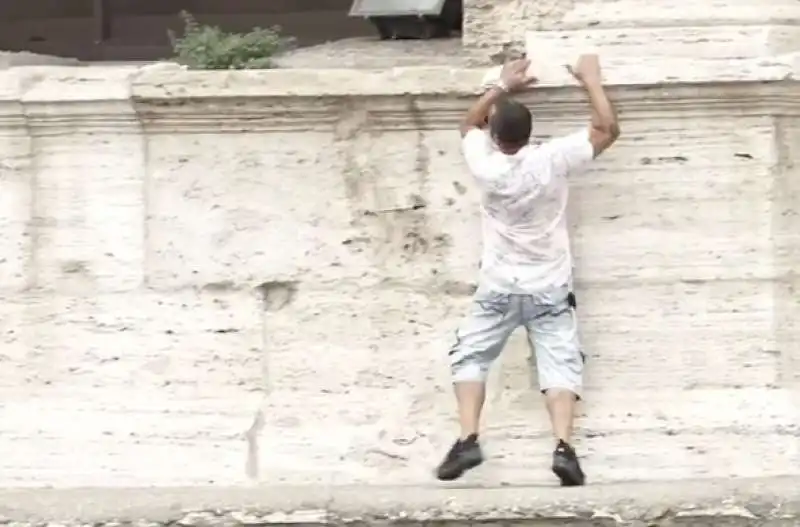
273,38,467,69
463,0,800,64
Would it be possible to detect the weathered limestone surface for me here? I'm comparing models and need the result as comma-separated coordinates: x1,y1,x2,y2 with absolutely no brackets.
464,0,800,62
0,57,797,494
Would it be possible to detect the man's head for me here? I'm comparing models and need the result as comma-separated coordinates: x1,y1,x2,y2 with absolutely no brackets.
489,96,532,153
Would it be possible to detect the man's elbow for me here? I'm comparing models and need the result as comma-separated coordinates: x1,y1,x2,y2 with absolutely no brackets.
597,121,621,146
609,122,621,141
589,122,621,157
597,120,620,140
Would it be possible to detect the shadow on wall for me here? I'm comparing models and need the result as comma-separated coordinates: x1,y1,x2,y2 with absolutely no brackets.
0,0,374,61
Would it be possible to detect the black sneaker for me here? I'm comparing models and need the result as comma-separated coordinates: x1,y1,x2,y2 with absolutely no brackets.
551,439,585,486
435,434,484,481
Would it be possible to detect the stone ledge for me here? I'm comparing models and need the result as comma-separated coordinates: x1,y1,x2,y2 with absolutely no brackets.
130,55,799,99
0,53,796,106
1,477,799,525
0,58,797,133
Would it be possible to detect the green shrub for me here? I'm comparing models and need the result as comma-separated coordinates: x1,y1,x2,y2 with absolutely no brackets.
168,11,295,70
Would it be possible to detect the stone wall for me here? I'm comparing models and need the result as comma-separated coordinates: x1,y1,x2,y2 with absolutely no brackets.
0,56,797,488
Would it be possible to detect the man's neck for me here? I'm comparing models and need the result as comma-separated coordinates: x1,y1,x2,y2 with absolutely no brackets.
497,143,525,155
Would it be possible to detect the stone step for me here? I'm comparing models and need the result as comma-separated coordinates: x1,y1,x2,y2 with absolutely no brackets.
527,25,800,60
0,478,797,526
560,0,800,29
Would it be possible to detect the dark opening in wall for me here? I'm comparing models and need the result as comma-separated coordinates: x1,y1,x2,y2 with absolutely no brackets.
349,0,462,40
0,0,374,61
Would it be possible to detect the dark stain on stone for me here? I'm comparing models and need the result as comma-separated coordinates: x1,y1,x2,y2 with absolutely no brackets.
452,181,467,195
641,156,689,165
680,279,707,285
342,236,371,246
202,280,237,291
61,260,89,275
402,231,429,254
657,156,689,163
734,152,754,159
603,215,621,221
409,193,427,209
408,97,431,186
442,281,478,296
433,233,452,247
255,280,298,312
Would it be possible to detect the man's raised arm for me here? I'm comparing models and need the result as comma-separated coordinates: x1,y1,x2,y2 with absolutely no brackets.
459,59,537,138
567,55,620,158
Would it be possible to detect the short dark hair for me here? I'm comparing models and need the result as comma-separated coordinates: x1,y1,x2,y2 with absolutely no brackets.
489,97,532,148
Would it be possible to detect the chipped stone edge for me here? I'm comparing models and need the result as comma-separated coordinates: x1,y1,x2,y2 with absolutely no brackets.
1,477,799,525
129,54,800,99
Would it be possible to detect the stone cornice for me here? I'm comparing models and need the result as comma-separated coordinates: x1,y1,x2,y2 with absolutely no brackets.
135,81,799,133
0,56,796,133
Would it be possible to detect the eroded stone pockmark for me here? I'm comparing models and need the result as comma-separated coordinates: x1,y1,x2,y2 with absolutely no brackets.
254,280,298,312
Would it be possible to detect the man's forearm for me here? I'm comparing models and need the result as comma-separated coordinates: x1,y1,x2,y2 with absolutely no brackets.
584,81,619,136
459,86,505,137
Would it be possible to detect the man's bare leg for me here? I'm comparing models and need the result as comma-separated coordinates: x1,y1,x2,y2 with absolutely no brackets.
545,388,577,442
527,286,586,487
435,381,487,480
455,381,486,439
545,388,585,486
436,291,516,481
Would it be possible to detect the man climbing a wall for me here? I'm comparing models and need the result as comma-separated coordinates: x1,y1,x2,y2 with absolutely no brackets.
436,54,620,486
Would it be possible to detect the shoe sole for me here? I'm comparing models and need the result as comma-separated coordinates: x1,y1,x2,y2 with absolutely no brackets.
436,457,483,481
552,460,585,487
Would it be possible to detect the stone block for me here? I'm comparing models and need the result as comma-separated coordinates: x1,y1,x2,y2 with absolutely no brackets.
0,290,263,486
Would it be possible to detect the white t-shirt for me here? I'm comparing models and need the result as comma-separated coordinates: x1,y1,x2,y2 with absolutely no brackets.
462,127,594,294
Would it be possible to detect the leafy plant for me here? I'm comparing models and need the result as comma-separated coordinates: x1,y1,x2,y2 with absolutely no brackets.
168,11,295,70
